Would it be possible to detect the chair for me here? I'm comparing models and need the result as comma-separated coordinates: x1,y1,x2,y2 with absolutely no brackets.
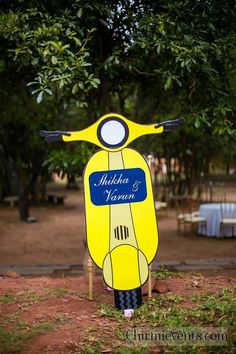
176,197,204,234
155,201,168,217
176,207,191,234
183,213,207,235
220,203,236,237
176,199,193,234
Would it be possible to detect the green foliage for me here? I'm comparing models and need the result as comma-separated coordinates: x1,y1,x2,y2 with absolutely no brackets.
0,4,100,107
97,285,235,353
0,0,235,209
132,287,235,328
152,267,185,280
132,0,236,134
99,304,124,321
0,320,54,354
0,295,16,305
1,0,235,128
74,343,102,354
114,348,149,354
43,142,94,178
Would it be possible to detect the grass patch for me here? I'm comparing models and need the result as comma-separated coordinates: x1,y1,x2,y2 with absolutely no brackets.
133,295,185,326
189,288,235,327
53,287,69,297
118,287,235,354
53,313,68,324
42,287,88,299
115,347,149,354
99,304,124,321
43,287,69,298
1,288,89,308
164,346,235,354
152,267,185,280
73,342,102,354
191,288,234,303
74,342,149,354
0,321,54,354
125,287,235,329
22,291,44,303
0,295,16,304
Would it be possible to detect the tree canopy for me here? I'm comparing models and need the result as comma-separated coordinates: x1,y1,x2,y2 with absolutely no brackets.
0,0,235,219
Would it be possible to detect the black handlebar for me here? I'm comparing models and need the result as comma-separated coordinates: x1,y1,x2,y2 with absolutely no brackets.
40,117,184,142
39,130,71,142
155,117,185,131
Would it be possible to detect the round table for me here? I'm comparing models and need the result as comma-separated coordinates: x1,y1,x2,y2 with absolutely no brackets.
198,203,236,237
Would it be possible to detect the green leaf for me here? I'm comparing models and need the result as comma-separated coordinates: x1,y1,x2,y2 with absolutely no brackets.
90,78,100,88
31,89,41,95
36,91,43,104
43,48,50,57
31,58,39,66
77,8,83,18
164,76,172,90
72,83,78,94
73,37,82,46
51,56,57,65
61,44,70,51
141,42,146,49
194,119,200,128
99,19,108,27
45,88,52,95
27,81,38,87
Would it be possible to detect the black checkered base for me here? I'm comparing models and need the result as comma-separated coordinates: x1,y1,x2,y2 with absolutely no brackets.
114,287,142,310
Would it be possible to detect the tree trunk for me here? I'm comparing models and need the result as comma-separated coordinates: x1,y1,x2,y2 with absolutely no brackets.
67,174,78,189
18,171,39,221
40,171,48,202
18,189,30,221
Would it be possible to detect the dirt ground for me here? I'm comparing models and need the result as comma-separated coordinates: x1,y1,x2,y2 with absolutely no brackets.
0,272,235,354
0,184,235,266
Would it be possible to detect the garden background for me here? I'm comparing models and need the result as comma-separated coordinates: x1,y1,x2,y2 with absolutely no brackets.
0,1,235,353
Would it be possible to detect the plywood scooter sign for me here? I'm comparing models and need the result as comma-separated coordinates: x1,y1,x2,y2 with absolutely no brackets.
40,113,184,310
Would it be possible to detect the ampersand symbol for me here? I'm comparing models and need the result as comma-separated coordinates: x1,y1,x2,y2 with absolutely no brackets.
132,180,141,192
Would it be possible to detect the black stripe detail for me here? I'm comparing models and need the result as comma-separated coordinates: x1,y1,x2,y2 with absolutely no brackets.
120,225,123,240
114,225,130,240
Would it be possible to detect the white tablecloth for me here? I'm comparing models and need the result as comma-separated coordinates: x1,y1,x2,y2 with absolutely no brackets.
198,203,236,237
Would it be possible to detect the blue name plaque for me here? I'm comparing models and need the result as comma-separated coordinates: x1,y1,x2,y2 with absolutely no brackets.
89,168,147,206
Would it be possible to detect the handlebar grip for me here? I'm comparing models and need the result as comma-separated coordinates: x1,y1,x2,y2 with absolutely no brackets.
39,130,71,141
155,117,184,131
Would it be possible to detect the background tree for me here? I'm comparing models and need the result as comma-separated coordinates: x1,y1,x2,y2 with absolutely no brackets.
128,0,236,195
0,0,235,220
0,0,99,220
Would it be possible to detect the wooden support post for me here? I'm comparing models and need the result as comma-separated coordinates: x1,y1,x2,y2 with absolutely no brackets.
148,264,152,299
147,154,153,299
88,256,93,300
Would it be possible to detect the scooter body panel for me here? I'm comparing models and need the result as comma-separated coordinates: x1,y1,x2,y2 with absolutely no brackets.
84,147,158,290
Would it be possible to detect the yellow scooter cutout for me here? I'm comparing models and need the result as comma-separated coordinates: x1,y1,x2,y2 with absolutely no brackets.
40,113,184,310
